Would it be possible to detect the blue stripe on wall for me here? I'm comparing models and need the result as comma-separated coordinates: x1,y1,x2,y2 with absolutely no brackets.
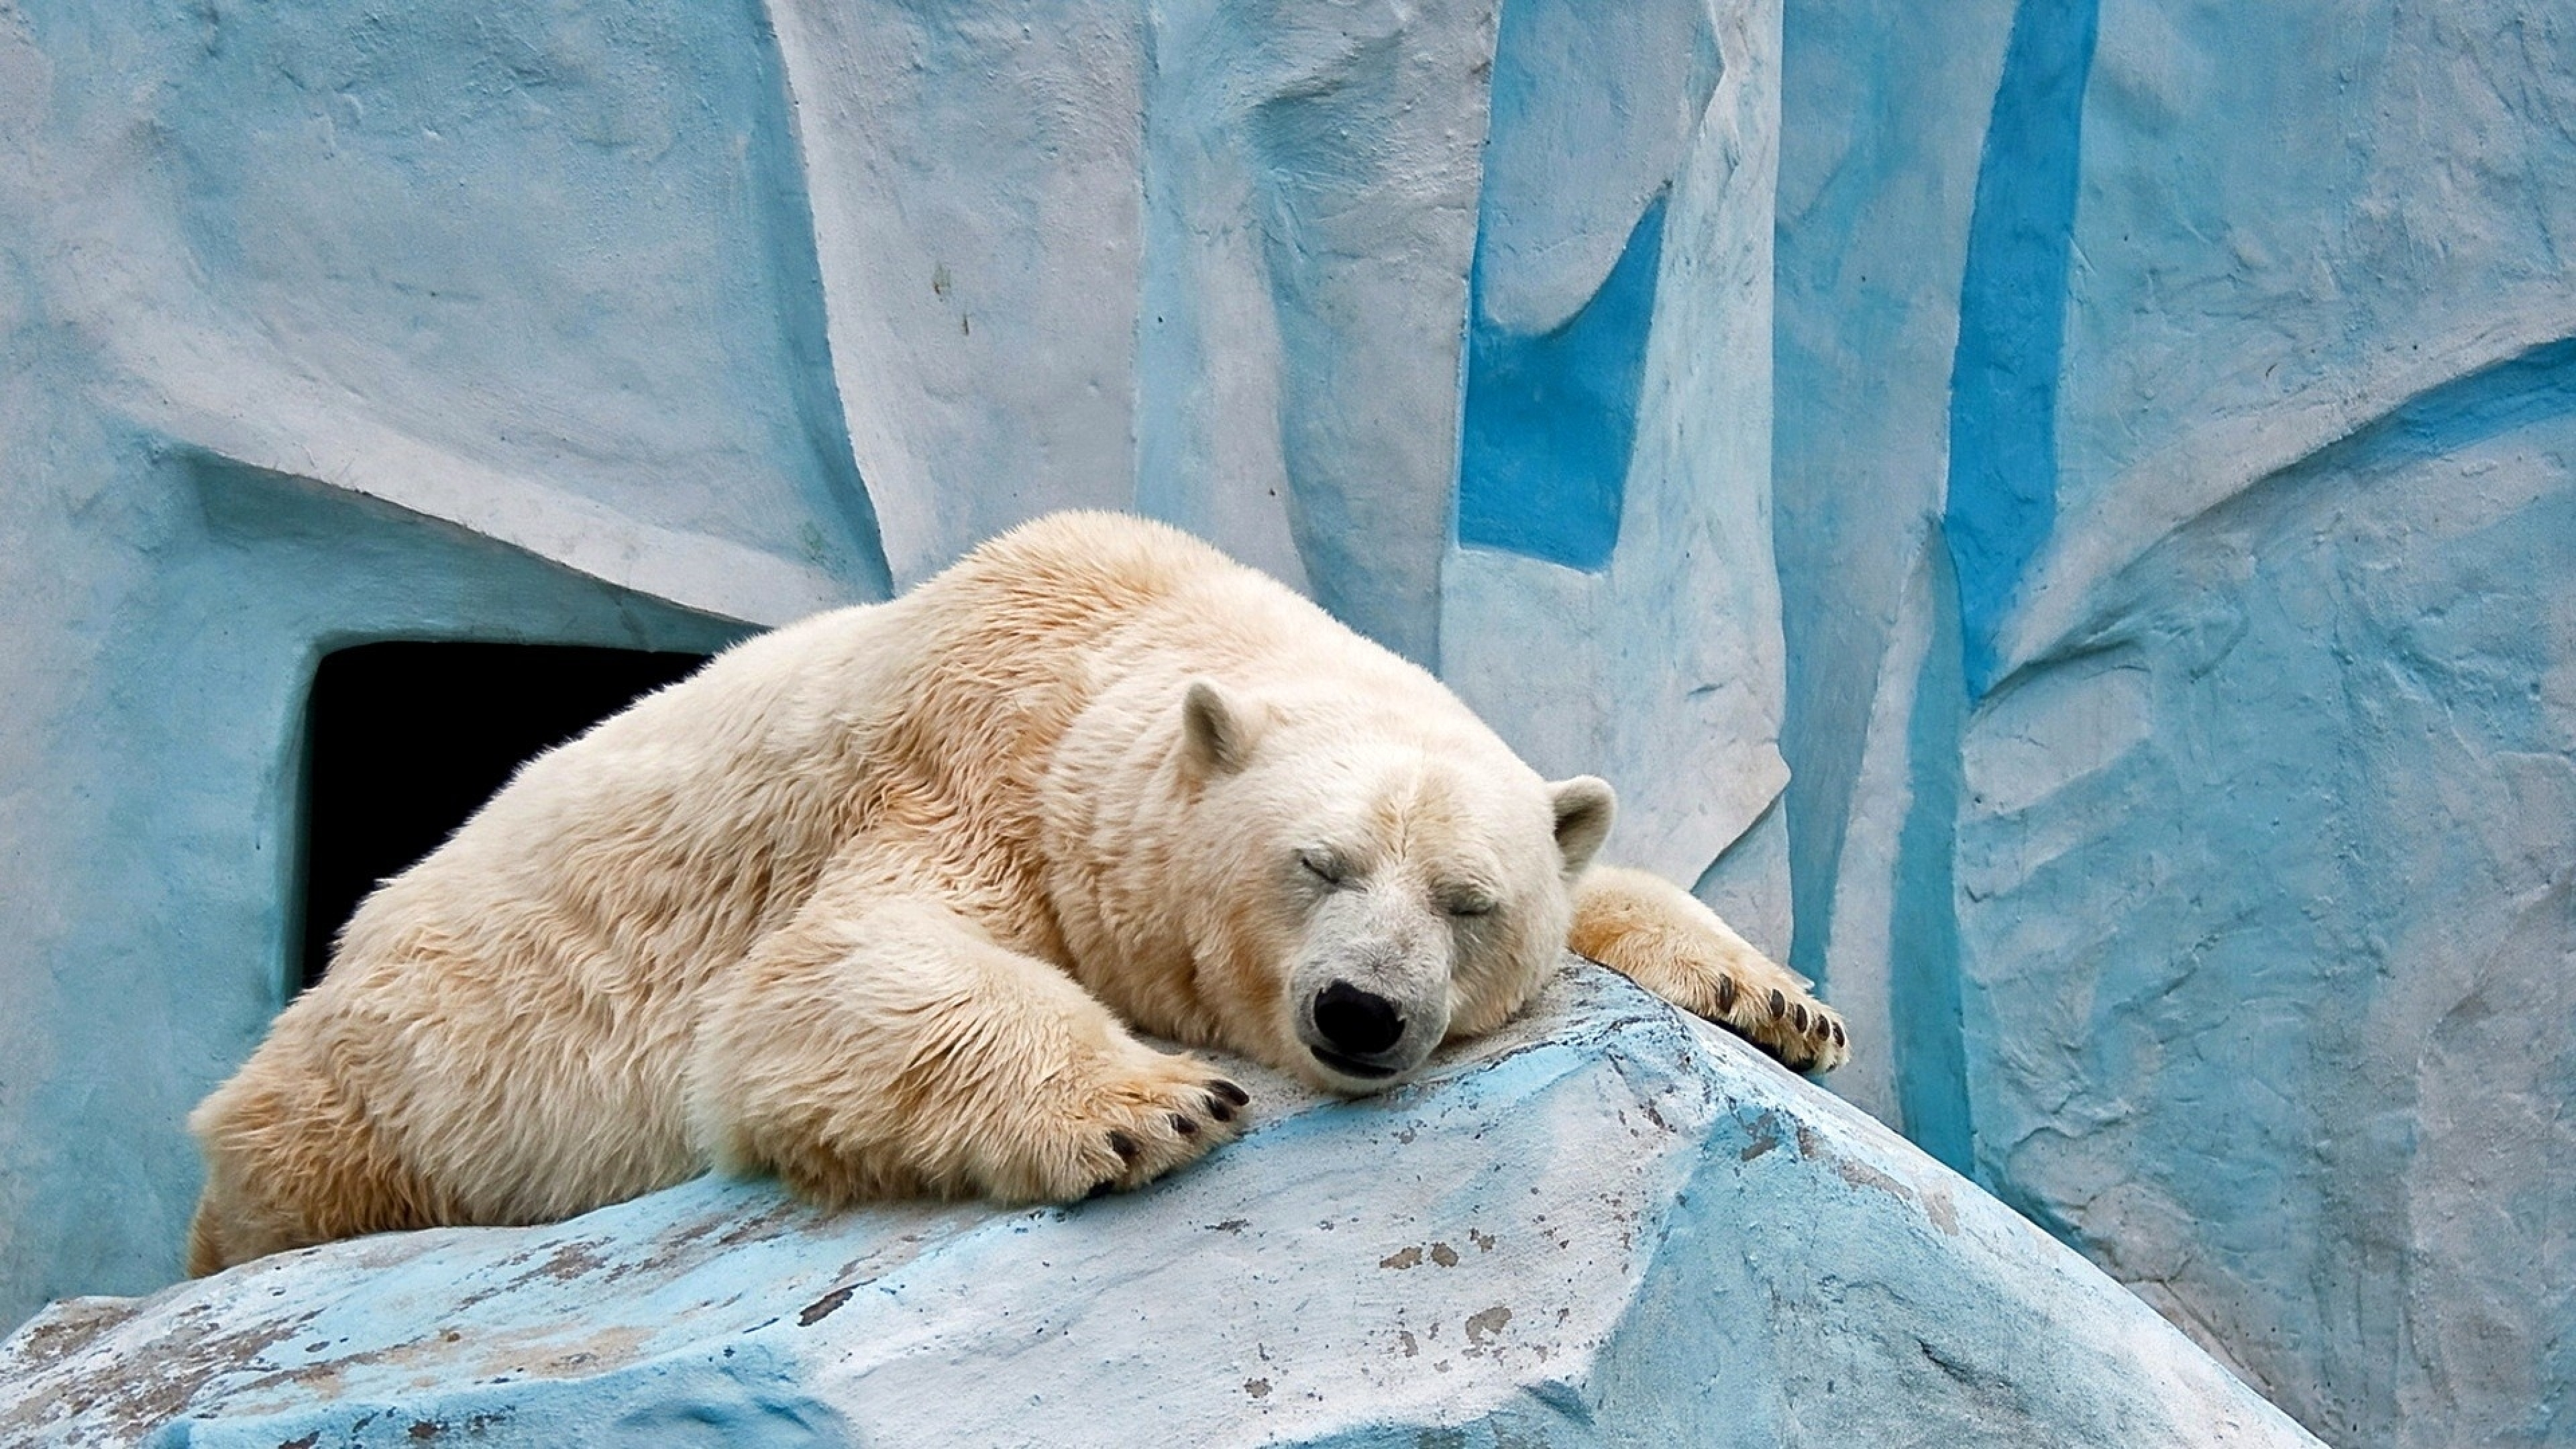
1456,193,1668,572
742,0,893,601
1892,529,1978,1177
1944,0,2099,695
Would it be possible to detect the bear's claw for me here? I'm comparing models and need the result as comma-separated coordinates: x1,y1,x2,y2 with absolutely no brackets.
1743,987,1847,1075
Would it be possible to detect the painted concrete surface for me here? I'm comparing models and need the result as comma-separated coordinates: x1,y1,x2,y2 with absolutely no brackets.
1951,349,2576,1446
1971,10,2576,1446
0,966,2316,1449
773,0,1502,663
1776,3,2576,1444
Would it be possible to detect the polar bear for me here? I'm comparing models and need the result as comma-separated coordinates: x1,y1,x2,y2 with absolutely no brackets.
185,512,1843,1274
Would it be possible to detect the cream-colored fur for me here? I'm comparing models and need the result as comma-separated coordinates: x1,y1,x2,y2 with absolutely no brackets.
185,512,1843,1275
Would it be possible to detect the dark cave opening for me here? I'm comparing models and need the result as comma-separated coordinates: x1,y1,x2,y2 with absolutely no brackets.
297,641,712,991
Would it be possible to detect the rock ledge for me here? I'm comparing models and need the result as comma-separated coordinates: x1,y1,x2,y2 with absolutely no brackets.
0,965,2318,1447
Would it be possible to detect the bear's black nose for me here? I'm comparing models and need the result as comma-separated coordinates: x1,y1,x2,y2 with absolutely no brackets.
1314,980,1405,1057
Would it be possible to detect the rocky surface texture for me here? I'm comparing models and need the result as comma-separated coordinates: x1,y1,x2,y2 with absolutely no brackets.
1773,5,2576,1442
0,967,2314,1448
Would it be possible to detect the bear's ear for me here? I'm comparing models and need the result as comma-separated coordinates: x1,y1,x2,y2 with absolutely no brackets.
1547,775,1616,874
1181,679,1258,775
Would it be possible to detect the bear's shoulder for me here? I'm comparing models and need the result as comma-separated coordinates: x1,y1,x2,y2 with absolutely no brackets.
924,512,1313,658
959,512,1236,595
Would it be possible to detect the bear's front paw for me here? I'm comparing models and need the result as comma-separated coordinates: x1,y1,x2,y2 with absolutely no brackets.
1007,1049,1252,1203
1570,867,1848,1075
1723,975,1848,1075
1617,930,1847,1075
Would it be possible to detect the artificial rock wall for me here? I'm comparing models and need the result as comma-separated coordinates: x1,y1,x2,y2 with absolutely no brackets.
1,1,2570,1444
1776,3,2576,1446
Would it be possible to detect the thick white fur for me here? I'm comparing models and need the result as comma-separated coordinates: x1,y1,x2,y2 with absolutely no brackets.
185,513,1842,1274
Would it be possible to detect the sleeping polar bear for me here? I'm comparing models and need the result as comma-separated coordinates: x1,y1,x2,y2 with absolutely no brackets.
186,512,1844,1274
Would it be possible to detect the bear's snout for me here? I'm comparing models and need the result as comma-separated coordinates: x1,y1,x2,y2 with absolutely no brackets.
1316,980,1404,1053
1309,980,1407,1079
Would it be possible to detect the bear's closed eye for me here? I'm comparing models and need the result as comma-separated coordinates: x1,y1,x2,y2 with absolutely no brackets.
1297,850,1349,886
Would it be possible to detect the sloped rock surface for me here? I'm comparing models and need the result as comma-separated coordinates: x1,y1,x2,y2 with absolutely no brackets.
1,965,2312,1448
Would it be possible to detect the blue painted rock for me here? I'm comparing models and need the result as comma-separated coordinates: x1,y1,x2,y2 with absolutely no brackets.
0,965,2314,1446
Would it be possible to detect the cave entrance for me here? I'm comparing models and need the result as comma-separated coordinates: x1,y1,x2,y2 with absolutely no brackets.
297,641,714,991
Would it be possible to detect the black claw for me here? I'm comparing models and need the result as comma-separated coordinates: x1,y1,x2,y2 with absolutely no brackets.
1769,989,1786,1019
1172,1113,1199,1137
1109,1130,1140,1164
1210,1080,1250,1107
1715,976,1738,1014
1831,1020,1846,1047
1789,1002,1809,1032
1205,1094,1236,1124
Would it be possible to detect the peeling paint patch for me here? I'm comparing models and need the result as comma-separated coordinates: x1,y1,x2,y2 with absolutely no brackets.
1464,1305,1514,1350
797,1285,856,1326
1739,1109,1783,1161
1833,1155,1917,1208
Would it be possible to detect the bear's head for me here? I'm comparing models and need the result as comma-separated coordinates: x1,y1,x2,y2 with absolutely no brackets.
1173,679,1614,1094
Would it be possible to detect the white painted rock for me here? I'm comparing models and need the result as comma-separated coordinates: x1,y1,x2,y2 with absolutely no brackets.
0,965,2314,1447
